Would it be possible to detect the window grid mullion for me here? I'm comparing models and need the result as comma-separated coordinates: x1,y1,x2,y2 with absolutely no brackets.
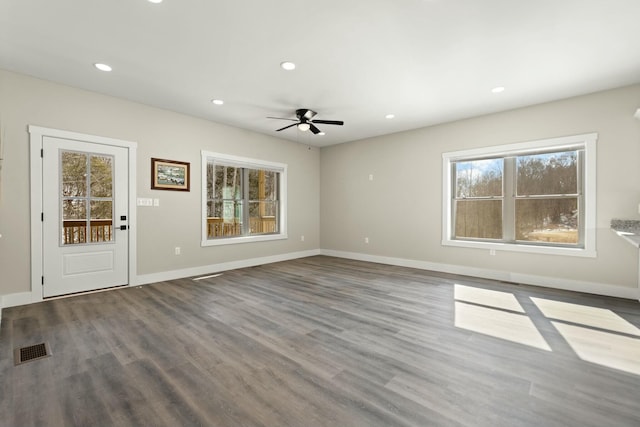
503,157,515,242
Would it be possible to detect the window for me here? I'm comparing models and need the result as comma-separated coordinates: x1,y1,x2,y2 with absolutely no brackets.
201,151,287,246
442,134,596,257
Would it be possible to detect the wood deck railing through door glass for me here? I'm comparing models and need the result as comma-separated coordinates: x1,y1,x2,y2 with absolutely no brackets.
63,220,113,244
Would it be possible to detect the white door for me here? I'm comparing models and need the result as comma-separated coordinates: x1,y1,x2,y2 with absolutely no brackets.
42,136,129,297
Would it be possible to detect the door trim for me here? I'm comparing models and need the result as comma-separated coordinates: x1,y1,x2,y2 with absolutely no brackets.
29,126,137,303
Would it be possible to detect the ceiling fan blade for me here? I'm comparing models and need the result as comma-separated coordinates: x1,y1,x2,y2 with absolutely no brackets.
312,119,344,126
276,123,298,132
267,117,298,121
309,124,321,134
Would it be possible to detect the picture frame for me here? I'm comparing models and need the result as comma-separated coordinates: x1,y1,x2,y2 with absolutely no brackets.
151,158,190,191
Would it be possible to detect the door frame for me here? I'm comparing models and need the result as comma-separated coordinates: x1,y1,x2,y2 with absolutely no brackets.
29,126,137,302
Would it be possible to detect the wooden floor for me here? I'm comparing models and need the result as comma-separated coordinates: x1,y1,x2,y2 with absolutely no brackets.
1,256,639,426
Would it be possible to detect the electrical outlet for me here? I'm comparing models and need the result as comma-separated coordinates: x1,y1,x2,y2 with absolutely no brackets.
153,198,160,207
369,174,374,181
301,235,305,242
489,249,496,256
175,247,181,255
364,237,369,244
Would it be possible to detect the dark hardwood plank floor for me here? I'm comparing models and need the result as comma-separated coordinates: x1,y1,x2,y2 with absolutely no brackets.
1,256,639,426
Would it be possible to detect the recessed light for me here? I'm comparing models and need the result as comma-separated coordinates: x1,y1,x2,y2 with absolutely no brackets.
148,0,163,3
491,86,505,93
280,61,296,71
385,114,395,119
94,63,112,72
211,99,224,105
318,132,326,136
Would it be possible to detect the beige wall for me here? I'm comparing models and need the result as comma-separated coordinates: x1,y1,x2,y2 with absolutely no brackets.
321,84,640,290
0,69,320,296
1,67,639,300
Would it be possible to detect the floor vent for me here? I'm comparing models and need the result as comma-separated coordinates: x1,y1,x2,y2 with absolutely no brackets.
14,342,51,366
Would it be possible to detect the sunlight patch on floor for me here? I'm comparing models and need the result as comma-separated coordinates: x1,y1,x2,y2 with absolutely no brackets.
454,284,525,313
531,297,640,336
454,301,551,351
551,321,640,376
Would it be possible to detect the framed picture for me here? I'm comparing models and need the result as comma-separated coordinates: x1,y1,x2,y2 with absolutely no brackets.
151,158,190,191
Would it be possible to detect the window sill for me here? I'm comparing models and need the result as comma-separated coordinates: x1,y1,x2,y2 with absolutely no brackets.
201,233,288,247
441,238,596,258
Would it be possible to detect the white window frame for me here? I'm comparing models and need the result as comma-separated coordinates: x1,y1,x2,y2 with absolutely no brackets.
442,133,597,257
201,151,287,246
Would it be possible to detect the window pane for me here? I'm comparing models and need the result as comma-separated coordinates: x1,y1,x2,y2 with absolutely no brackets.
62,151,87,197
249,201,278,235
516,198,578,244
517,151,577,196
455,159,502,198
249,169,279,200
90,155,113,197
207,201,243,238
455,200,502,239
214,165,242,199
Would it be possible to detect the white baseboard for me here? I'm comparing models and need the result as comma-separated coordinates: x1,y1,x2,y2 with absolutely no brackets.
0,290,39,326
321,249,640,301
2,248,636,315
0,250,322,310
1,291,38,309
137,249,322,286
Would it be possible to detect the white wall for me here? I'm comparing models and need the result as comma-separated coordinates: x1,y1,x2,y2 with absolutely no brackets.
321,84,640,297
0,69,320,298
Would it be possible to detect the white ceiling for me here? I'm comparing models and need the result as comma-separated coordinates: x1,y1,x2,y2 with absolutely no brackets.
2,0,640,147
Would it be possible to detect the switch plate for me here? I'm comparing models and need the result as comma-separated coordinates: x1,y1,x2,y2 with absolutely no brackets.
153,198,159,207
137,198,152,206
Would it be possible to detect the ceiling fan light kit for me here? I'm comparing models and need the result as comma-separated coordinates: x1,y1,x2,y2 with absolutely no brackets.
268,108,344,135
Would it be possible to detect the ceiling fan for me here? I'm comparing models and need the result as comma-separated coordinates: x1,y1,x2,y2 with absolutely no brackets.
268,108,344,134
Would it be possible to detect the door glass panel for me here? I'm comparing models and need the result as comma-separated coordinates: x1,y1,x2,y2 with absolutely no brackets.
61,150,115,245
90,155,113,197
62,199,87,244
90,200,113,243
61,152,87,197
